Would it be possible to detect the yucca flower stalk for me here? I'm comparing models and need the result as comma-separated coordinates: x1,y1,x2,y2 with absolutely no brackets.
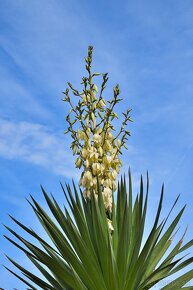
4,47,193,289
63,46,132,215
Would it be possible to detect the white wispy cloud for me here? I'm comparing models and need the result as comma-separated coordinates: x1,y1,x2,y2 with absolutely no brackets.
0,118,79,180
0,70,51,120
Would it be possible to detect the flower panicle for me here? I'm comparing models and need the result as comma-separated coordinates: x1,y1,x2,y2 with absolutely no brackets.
63,46,132,212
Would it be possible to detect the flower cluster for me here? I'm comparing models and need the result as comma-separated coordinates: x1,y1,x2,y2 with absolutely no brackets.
77,125,122,211
63,46,132,213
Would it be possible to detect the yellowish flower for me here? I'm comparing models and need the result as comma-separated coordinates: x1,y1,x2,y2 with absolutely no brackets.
92,163,101,175
93,133,101,144
97,99,106,109
103,155,113,166
103,179,111,188
111,170,117,180
89,148,99,161
82,94,90,103
81,148,88,158
103,187,112,211
104,140,112,151
90,177,97,187
107,218,114,232
77,129,87,141
107,131,113,141
81,171,93,187
83,189,91,198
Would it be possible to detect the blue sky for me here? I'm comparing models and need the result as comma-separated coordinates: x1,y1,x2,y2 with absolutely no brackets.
1,0,193,288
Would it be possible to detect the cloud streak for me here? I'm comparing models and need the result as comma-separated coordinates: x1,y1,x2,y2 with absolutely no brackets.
0,118,79,180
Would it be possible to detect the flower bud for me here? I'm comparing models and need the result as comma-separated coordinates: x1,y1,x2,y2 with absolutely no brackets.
82,94,90,103
97,99,106,109
86,117,89,126
75,157,82,168
82,148,88,158
117,139,122,147
107,131,113,141
93,84,98,92
91,112,95,121
111,170,118,180
73,145,77,155
104,140,112,151
85,159,89,168
92,92,97,100
97,128,103,134
98,147,103,156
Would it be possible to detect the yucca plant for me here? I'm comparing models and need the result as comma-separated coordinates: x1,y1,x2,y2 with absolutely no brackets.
4,47,193,289
4,175,193,289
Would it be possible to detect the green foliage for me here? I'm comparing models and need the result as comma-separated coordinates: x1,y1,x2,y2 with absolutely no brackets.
4,172,193,289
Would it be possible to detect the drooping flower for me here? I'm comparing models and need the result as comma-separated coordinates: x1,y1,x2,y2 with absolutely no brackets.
93,133,101,144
